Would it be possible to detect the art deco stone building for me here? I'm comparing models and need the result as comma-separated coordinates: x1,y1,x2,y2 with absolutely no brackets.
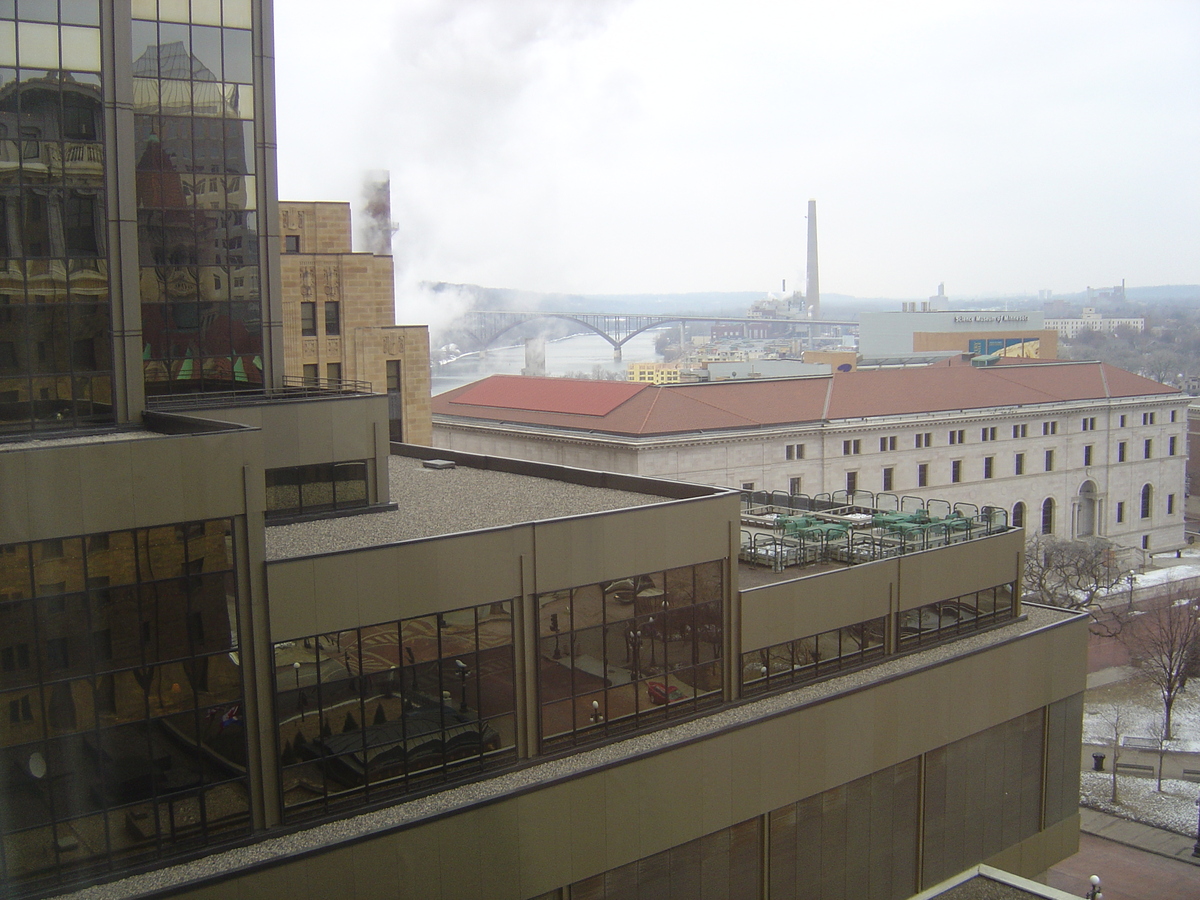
277,200,431,445
432,362,1188,559
0,4,1086,899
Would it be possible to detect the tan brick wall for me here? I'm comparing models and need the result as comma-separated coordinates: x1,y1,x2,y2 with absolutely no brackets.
912,329,1059,358
278,202,432,445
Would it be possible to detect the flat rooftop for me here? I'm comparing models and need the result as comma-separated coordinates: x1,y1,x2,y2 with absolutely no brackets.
264,455,669,560
0,426,156,452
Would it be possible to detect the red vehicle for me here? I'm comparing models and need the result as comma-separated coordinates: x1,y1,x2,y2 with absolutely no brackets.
646,681,685,705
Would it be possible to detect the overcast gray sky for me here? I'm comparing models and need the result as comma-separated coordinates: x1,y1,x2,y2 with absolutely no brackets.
274,0,1199,303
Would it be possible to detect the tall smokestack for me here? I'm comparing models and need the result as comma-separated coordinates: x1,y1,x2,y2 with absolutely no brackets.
358,169,394,256
806,199,820,318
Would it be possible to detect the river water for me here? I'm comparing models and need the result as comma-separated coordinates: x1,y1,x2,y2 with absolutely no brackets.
431,328,670,395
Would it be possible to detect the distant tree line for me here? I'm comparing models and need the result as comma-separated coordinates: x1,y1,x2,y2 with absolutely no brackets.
1060,302,1200,387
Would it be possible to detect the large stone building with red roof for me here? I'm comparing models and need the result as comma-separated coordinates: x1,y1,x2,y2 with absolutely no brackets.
433,360,1188,558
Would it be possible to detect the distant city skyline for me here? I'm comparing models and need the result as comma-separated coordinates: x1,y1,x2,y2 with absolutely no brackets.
274,0,1199,316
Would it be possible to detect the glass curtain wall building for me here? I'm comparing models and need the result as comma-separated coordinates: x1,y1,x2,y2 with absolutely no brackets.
0,0,276,438
131,0,264,396
0,520,248,893
0,0,275,893
0,2,110,433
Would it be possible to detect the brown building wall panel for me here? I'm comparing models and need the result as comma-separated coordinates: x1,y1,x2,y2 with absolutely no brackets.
267,494,738,638
0,430,256,544
267,527,533,640
896,530,1023,613
740,558,898,651
200,394,387,472
530,495,739,594
739,530,1024,651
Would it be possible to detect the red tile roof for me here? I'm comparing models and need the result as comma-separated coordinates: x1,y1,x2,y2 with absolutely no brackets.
451,375,646,416
432,363,1180,437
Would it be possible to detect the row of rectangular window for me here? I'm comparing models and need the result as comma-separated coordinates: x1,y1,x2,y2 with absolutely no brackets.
741,582,1015,694
132,0,254,29
0,580,236,688
797,437,1179,480
788,413,1181,460
264,461,368,519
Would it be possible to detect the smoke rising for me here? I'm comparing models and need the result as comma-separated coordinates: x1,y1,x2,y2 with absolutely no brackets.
358,170,395,256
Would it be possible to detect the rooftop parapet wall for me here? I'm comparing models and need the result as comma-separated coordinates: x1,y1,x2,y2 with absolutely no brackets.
199,391,389,473
739,530,1024,651
266,449,739,640
0,425,260,544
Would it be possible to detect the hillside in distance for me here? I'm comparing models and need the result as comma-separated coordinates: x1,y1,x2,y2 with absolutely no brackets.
426,282,1200,325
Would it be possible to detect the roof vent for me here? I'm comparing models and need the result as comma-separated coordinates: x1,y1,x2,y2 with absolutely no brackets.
423,459,456,470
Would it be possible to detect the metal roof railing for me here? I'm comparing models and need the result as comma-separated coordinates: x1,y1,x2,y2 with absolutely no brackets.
738,491,1010,573
145,376,375,411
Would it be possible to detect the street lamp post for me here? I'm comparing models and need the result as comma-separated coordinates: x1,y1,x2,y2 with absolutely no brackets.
455,659,469,713
1127,571,1136,611
1193,790,1200,857
1084,873,1103,899
292,661,304,720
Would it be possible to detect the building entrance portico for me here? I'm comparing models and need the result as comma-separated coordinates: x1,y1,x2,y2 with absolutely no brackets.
1075,480,1100,538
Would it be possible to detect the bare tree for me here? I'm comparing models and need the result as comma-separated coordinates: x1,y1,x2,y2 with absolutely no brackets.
1024,534,1125,623
1121,594,1200,740
1097,704,1127,803
1147,715,1168,792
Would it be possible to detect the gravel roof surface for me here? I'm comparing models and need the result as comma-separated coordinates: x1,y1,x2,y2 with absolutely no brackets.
265,455,666,560
932,877,1063,899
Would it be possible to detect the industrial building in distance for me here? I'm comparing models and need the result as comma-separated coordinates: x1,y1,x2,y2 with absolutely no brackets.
858,305,1058,362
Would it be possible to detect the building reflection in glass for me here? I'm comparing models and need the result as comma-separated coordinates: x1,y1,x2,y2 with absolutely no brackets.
131,11,262,396
275,600,516,823
0,52,112,432
0,519,248,890
537,561,724,750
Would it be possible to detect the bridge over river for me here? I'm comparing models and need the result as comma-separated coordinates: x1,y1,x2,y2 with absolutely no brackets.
457,311,857,359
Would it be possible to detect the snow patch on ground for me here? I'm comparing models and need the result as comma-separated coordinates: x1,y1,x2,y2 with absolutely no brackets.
1151,547,1200,560
1083,676,1200,753
1081,771,1200,837
1094,564,1200,601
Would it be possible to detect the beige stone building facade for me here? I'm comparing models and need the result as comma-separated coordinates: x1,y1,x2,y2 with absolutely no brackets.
278,201,431,444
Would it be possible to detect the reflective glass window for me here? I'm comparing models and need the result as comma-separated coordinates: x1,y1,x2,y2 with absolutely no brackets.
537,563,725,750
275,600,516,824
0,520,247,891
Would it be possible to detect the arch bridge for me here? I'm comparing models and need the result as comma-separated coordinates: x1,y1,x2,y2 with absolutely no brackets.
458,311,856,359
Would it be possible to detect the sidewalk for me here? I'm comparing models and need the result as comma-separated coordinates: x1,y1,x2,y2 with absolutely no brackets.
1080,806,1200,866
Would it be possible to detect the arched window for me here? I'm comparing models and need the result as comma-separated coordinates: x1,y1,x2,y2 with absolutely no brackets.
1041,497,1054,534
1141,483,1153,519
1012,502,1025,529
